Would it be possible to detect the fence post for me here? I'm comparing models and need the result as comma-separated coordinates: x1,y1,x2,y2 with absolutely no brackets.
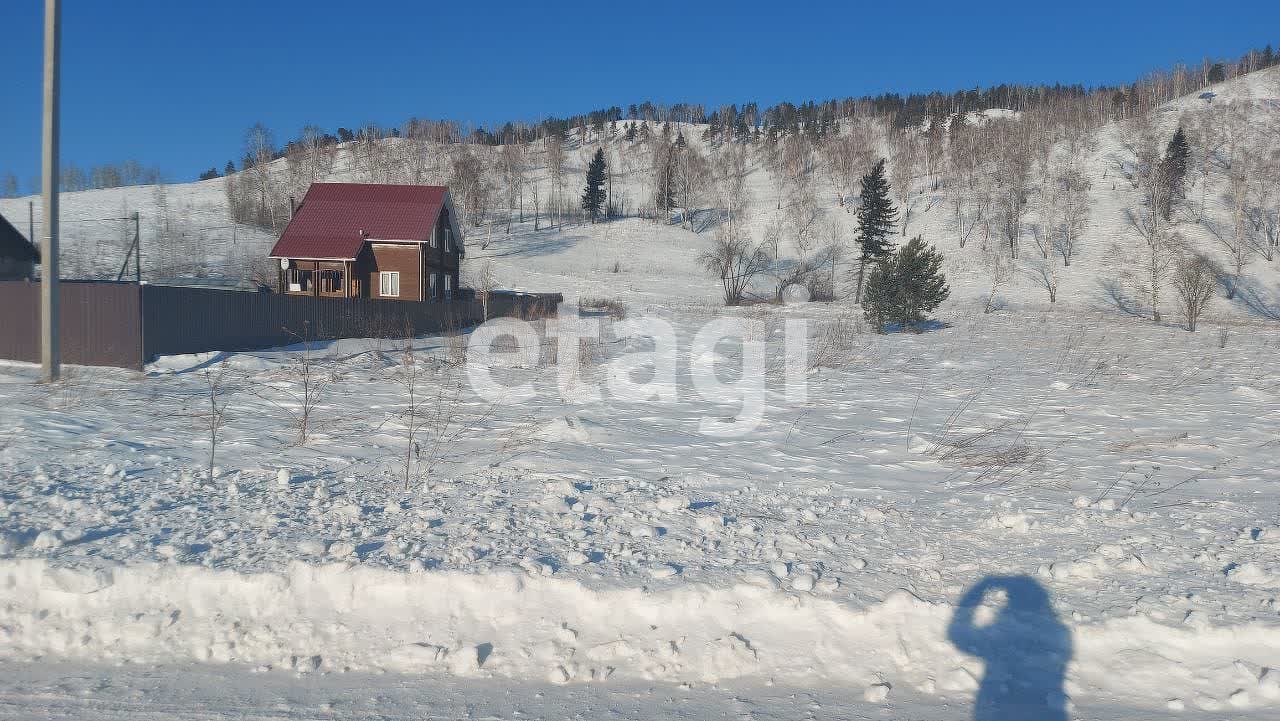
133,212,141,282
137,282,147,369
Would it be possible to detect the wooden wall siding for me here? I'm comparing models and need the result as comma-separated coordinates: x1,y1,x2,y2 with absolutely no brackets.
366,243,422,300
422,207,461,299
0,281,144,369
427,207,461,272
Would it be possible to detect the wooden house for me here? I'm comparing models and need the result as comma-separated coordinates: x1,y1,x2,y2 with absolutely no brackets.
0,212,38,280
268,183,464,301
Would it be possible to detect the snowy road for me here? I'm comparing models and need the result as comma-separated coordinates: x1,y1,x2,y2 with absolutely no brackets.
0,662,1262,720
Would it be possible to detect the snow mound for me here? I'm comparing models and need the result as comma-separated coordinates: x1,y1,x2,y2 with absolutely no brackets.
1,557,1275,708
535,415,593,443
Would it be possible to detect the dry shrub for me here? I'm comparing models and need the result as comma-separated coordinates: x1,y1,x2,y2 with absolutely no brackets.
579,296,627,320
440,328,469,367
517,299,558,321
925,392,1057,490
809,313,865,370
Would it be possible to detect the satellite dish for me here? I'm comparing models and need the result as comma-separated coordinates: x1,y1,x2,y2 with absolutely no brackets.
279,258,290,270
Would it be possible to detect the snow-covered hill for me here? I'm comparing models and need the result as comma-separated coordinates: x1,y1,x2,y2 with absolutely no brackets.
3,65,1278,325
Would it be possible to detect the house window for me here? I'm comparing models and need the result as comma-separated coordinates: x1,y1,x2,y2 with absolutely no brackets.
379,271,400,297
444,228,452,253
429,272,439,300
444,274,453,301
287,268,313,293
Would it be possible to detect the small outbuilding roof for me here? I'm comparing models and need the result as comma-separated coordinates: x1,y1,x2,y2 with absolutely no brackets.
268,183,456,261
0,212,39,262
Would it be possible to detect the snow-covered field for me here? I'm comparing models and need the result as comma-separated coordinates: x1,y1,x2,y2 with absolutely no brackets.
2,301,1280,716
2,65,1280,719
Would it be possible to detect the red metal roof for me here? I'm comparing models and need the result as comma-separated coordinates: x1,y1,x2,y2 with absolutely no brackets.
268,183,447,260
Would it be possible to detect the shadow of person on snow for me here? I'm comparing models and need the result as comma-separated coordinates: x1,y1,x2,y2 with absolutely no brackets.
947,575,1072,721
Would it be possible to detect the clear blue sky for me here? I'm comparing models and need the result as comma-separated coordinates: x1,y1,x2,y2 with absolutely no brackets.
1,0,1276,188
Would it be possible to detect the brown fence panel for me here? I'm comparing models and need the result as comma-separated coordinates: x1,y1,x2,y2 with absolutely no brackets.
0,281,143,369
0,282,561,370
486,291,563,320
141,286,487,360
0,282,38,364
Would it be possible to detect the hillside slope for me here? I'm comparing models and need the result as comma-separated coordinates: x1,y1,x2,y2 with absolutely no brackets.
1,67,1277,323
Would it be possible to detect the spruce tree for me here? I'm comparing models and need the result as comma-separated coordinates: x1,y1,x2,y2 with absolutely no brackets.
862,236,950,332
1160,126,1191,219
854,158,899,301
1164,127,1190,186
581,148,607,223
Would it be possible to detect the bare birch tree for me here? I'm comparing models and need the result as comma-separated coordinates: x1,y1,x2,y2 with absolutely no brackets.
1172,253,1217,331
199,358,233,481
889,130,922,236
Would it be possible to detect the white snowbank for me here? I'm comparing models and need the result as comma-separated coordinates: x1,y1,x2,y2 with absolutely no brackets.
2,558,1278,708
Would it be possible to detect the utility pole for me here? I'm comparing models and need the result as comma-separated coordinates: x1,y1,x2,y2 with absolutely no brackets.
133,211,141,282
40,0,61,383
116,213,142,282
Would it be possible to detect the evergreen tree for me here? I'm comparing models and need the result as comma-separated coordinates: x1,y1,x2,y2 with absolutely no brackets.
1165,126,1190,171
862,236,950,332
1160,126,1191,219
223,160,236,176
581,148,607,223
674,132,687,149
624,123,637,142
854,158,899,301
